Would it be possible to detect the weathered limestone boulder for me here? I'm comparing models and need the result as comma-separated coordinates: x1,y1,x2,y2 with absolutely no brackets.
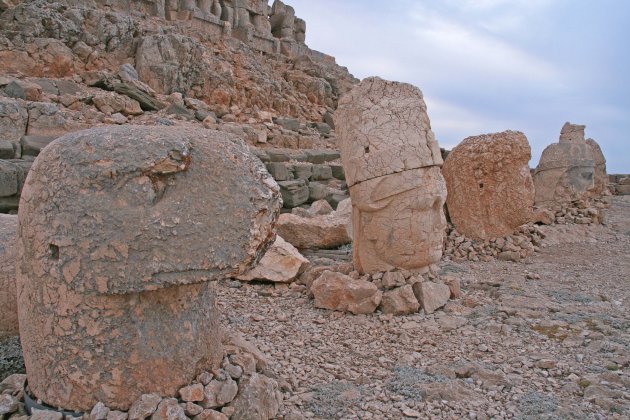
311,271,382,315
585,138,608,196
335,77,446,274
533,122,595,207
379,285,420,315
412,281,450,314
443,131,535,240
0,214,18,338
237,236,309,283
277,201,351,249
17,126,281,411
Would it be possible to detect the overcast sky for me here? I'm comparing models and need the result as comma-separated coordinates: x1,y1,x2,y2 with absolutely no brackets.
286,0,630,173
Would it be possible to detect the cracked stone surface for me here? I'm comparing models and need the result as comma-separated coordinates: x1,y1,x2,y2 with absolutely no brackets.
16,125,282,411
443,130,535,240
334,77,442,188
335,77,446,273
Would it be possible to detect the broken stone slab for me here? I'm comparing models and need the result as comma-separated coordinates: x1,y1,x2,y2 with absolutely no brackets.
237,236,309,283
278,179,309,208
276,204,351,249
311,271,382,314
19,135,57,157
17,126,282,411
412,281,450,314
443,131,535,240
0,214,18,338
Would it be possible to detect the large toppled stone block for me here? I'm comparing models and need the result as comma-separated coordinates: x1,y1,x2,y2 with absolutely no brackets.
277,200,351,249
17,126,281,411
335,77,446,274
443,131,535,240
0,214,18,338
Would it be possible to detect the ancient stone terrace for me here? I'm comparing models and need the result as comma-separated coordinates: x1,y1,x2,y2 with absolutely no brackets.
94,0,333,61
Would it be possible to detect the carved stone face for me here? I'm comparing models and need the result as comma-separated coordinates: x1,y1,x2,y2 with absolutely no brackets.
558,164,595,197
350,167,446,273
533,141,595,206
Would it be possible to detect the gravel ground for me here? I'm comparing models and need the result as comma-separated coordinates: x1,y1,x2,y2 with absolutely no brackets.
1,197,628,419
217,196,630,419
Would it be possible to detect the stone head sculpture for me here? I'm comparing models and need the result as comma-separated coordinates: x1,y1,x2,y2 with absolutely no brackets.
442,131,535,240
16,126,281,411
533,122,595,206
335,77,446,274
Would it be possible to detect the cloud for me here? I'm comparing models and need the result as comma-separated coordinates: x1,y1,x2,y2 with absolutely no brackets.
288,0,630,172
424,97,518,149
406,5,562,87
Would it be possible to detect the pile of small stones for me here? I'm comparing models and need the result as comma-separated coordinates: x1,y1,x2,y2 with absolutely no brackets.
548,197,611,225
443,223,544,263
0,335,282,420
443,197,612,263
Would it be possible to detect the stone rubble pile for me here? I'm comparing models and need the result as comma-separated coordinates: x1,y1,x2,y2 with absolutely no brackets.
443,223,544,263
0,332,283,420
301,264,460,317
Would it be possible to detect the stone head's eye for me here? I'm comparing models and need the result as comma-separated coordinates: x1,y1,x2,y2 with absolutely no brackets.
49,244,59,260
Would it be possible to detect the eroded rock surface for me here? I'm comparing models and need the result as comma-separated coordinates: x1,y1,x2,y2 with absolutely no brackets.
335,77,446,273
443,131,535,240
16,125,281,411
0,215,18,338
585,138,608,197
